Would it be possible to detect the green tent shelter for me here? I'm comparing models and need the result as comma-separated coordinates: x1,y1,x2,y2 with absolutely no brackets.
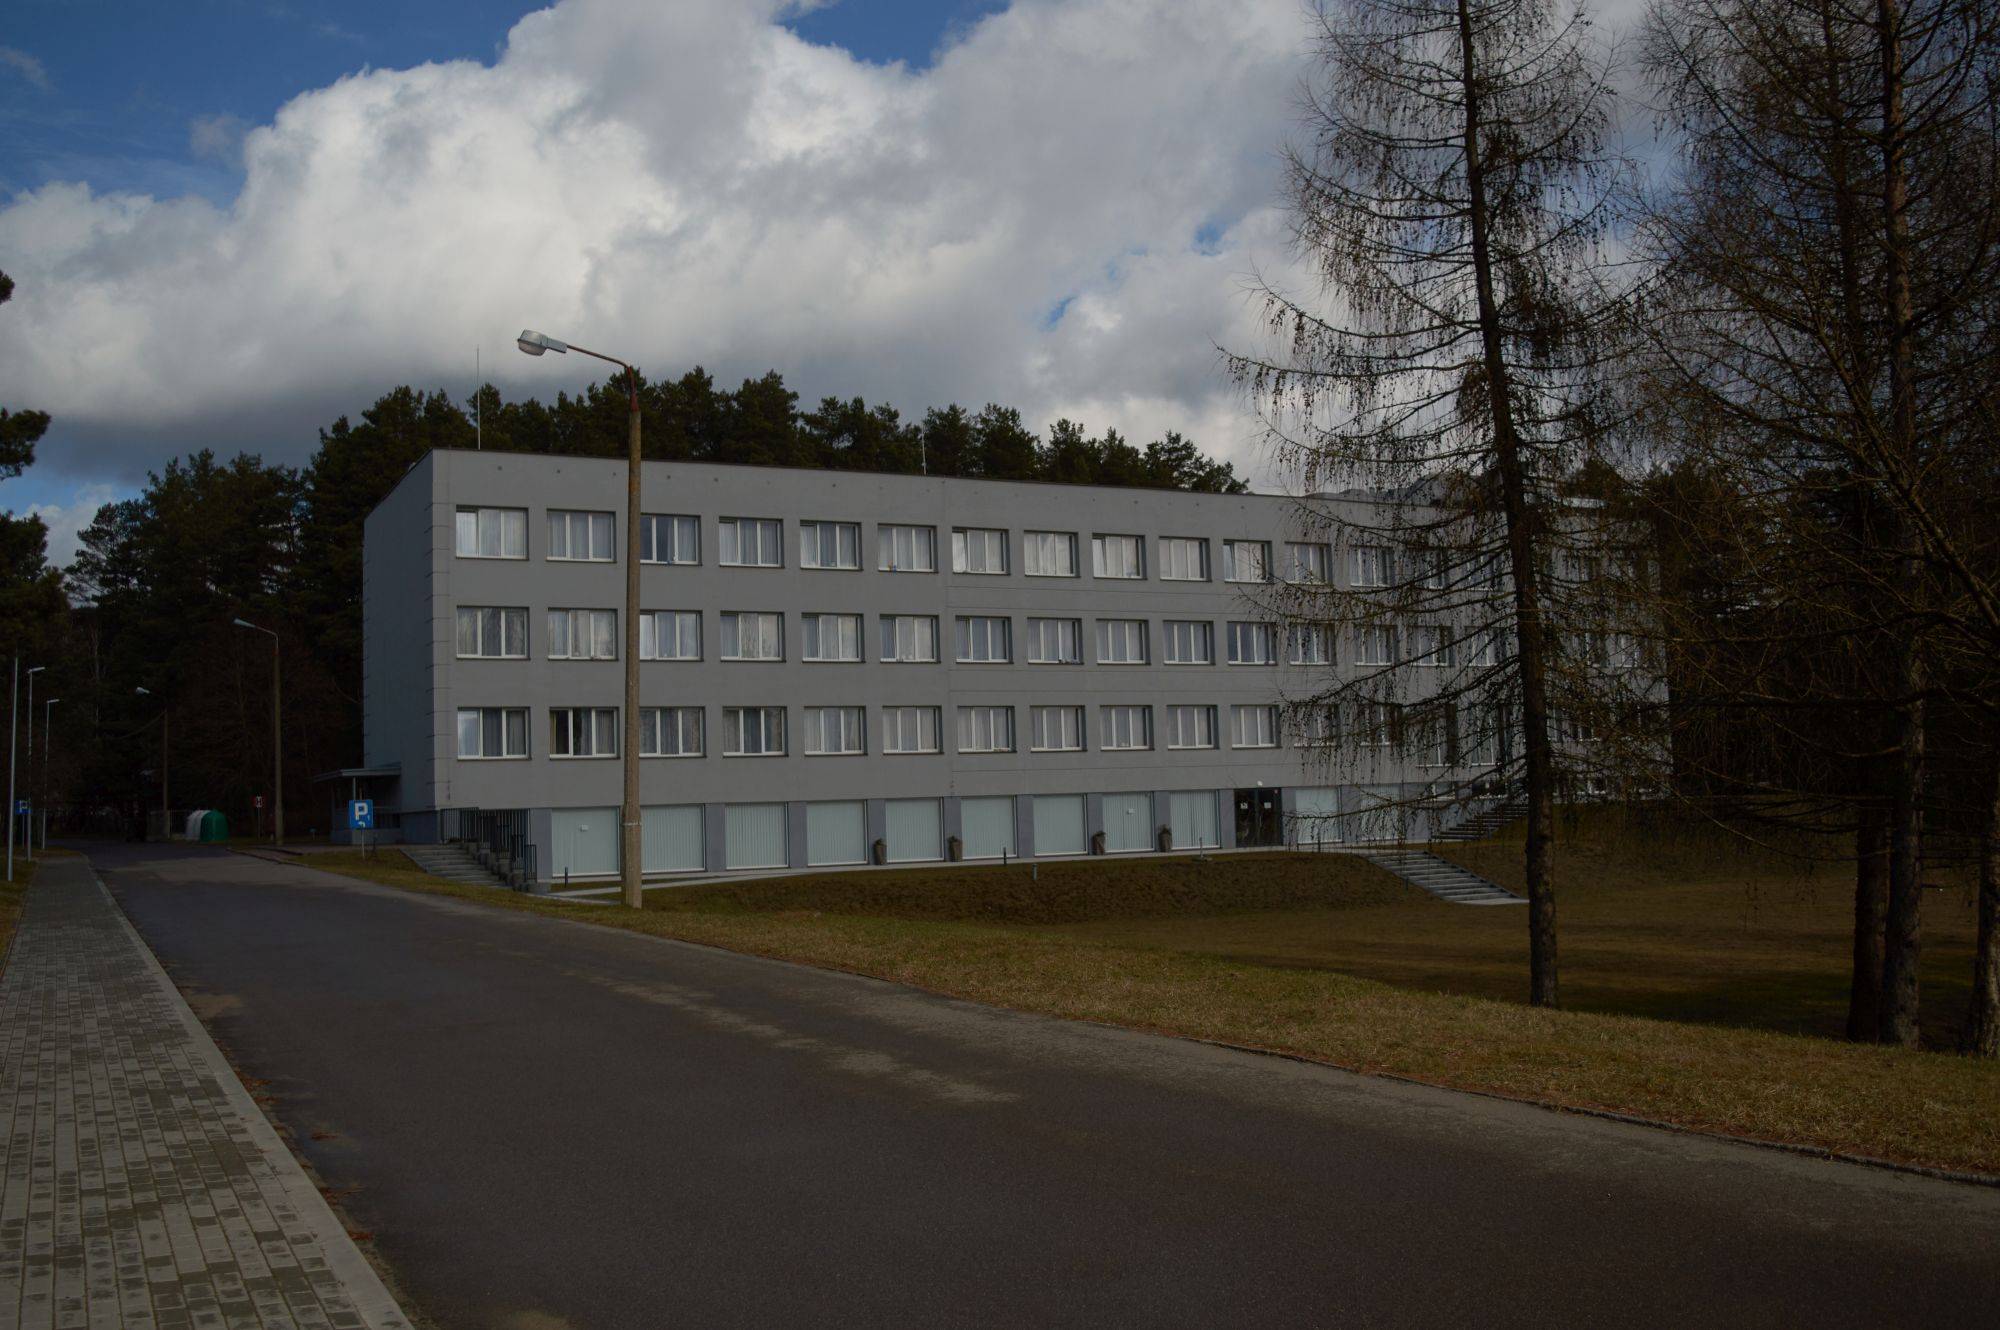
196,809,229,843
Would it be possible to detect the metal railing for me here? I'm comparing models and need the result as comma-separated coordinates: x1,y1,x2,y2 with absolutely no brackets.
454,808,537,891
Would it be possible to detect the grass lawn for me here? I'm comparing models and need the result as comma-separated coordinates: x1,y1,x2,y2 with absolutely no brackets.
293,833,2000,1176
0,849,75,977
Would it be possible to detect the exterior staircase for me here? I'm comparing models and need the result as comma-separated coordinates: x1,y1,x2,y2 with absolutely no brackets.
1364,849,1525,906
1435,799,1528,843
399,842,510,888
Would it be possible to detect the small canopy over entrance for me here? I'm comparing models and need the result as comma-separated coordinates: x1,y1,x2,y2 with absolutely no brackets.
313,765,401,844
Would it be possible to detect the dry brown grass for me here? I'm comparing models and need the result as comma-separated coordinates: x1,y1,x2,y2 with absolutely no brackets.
286,838,2000,1175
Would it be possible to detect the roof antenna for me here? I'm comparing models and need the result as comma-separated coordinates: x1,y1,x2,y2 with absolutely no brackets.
475,346,482,449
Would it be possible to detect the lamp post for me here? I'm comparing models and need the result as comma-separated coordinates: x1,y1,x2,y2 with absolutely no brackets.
21,665,41,861
518,328,644,908
6,659,16,880
40,698,57,850
232,619,283,846
136,687,167,838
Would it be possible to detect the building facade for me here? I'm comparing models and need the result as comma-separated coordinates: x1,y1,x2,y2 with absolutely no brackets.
363,450,1498,883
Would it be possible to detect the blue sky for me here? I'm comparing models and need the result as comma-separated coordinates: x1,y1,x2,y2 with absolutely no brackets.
0,0,1308,561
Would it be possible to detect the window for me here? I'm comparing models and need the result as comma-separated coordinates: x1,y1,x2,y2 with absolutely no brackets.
1162,620,1214,665
639,707,703,757
722,706,786,756
1030,705,1085,752
1468,631,1500,667
1231,704,1278,749
878,524,936,572
1413,708,1454,767
800,520,861,570
1287,542,1331,583
1355,624,1398,666
1227,621,1277,665
639,611,701,661
1287,623,1334,666
952,527,1008,574
802,613,862,662
456,607,527,659
456,707,527,759
1100,704,1152,751
802,706,865,755
1224,540,1270,583
1166,704,1217,750
1091,534,1144,579
955,616,1012,663
1158,537,1208,582
719,517,783,567
548,609,617,661
1414,625,1455,667
1025,617,1082,664
1357,701,1399,747
454,506,526,559
720,612,783,661
1295,705,1340,747
1352,545,1393,587
957,706,1014,753
881,706,941,754
640,514,699,565
1096,619,1148,664
880,615,939,663
1462,706,1499,765
1023,531,1078,577
550,707,618,758
547,510,614,562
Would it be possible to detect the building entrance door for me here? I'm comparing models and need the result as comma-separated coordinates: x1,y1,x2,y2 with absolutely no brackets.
1234,788,1282,847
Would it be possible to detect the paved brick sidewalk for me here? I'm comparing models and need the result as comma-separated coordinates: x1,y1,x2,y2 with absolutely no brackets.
0,856,412,1330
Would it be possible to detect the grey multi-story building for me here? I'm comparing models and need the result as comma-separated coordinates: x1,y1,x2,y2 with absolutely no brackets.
361,449,1501,884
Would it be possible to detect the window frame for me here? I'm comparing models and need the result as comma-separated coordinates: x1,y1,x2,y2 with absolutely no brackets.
1095,618,1149,665
638,706,704,758
1157,536,1209,582
1223,539,1271,584
549,706,619,759
1030,705,1086,753
881,705,942,754
954,615,1013,664
718,516,784,568
547,509,616,563
879,614,940,663
956,705,1016,754
1091,533,1145,580
455,606,528,660
802,705,866,756
801,612,864,663
877,524,938,573
455,706,529,759
722,706,788,757
1022,530,1079,578
1099,704,1153,751
453,506,527,560
1024,616,1083,665
1165,704,1218,750
951,526,1010,575
639,610,702,662
1161,619,1214,666
799,520,862,571
639,513,700,566
1231,704,1279,749
547,607,618,662
1226,621,1277,666
719,611,785,662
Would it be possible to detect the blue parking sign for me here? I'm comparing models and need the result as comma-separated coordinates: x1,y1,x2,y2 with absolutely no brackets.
348,799,374,830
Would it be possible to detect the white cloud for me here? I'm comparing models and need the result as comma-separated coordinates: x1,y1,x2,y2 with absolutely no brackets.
0,46,51,91
26,483,122,567
0,0,1324,489
188,113,251,166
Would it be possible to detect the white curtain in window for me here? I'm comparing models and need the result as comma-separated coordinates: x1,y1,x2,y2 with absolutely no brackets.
884,799,942,862
1292,788,1341,847
1102,793,1154,853
1168,792,1218,849
806,801,866,866
1033,796,1086,855
642,805,704,872
960,797,1016,859
724,803,787,869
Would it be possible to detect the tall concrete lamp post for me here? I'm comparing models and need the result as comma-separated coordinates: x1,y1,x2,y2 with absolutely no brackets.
518,328,644,909
22,665,42,861
232,619,283,846
135,687,167,836
40,698,57,850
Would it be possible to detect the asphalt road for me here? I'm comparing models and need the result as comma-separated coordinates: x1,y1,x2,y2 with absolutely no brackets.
90,842,2000,1329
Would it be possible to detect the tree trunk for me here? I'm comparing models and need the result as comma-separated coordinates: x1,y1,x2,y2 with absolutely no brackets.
1874,0,1924,1048
1965,763,2000,1056
1454,0,1559,1006
1847,802,1888,1041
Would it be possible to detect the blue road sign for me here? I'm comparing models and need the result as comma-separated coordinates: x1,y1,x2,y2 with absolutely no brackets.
348,799,374,830
14,800,26,815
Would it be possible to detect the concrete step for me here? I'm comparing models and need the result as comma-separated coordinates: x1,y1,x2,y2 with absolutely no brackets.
400,843,510,889
1363,849,1524,906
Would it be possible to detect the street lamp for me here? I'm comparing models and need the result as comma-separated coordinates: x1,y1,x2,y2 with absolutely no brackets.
40,699,57,850
23,665,41,861
519,328,645,909
136,686,168,837
232,619,283,846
